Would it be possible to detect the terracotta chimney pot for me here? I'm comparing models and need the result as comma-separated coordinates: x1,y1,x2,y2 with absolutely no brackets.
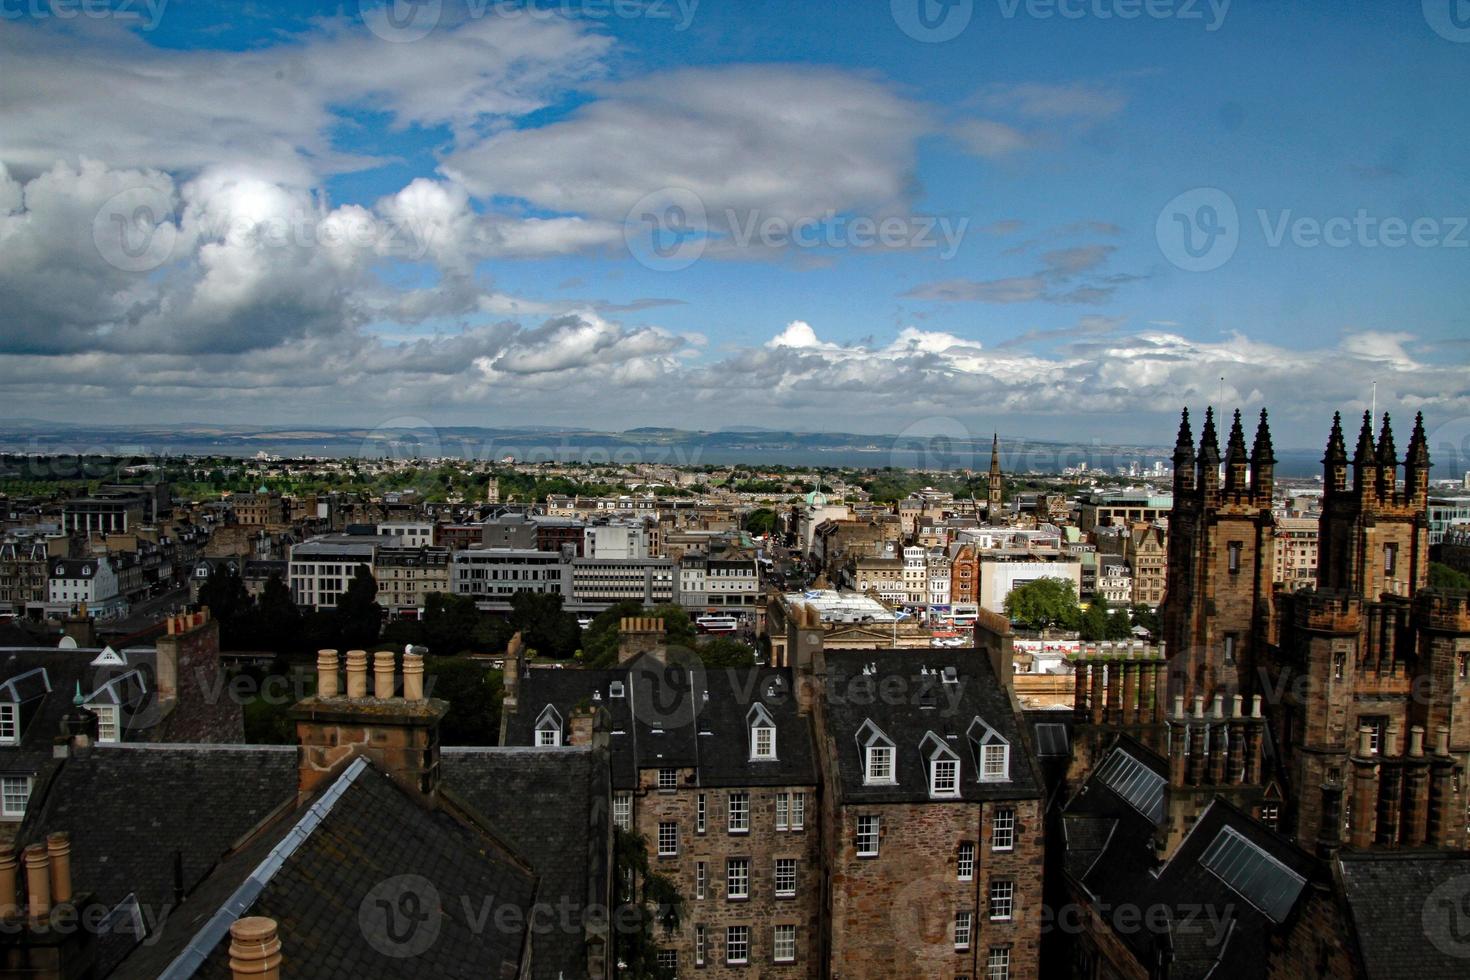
1409,725,1426,758
45,832,71,905
402,653,425,701
0,845,17,917
374,651,396,699
229,916,283,980
316,650,340,699
23,845,49,920
345,650,368,699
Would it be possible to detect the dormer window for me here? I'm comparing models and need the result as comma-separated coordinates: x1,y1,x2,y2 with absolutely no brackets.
922,733,961,798
0,704,16,745
857,720,896,785
968,717,1010,782
534,705,563,747
608,680,625,698
747,703,777,761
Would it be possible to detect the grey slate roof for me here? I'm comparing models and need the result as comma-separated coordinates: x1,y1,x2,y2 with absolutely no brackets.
1337,849,1470,979
442,746,610,980
504,658,819,790
1062,738,1322,980
113,760,538,980
820,647,1042,804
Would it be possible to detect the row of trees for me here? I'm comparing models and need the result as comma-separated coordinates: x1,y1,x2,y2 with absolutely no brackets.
1002,577,1158,639
199,567,382,654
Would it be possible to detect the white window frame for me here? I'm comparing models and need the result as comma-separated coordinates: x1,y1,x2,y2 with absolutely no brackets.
970,717,1011,782
535,727,561,747
612,793,632,830
955,910,973,950
957,841,975,881
992,808,1015,851
728,792,750,834
0,703,17,745
856,815,879,857
658,767,678,791
726,858,749,900
857,720,897,785
93,704,121,744
1,776,32,818
696,861,706,900
791,791,805,830
773,923,796,963
989,878,1014,921
695,924,706,966
696,793,707,834
657,821,678,857
774,857,797,897
748,703,777,760
726,925,749,965
987,947,1011,980
775,792,788,830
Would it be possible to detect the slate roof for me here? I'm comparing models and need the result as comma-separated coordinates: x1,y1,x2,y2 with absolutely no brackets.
820,647,1042,804
442,746,610,980
113,759,538,980
1062,738,1322,979
504,659,819,790
1337,850,1470,979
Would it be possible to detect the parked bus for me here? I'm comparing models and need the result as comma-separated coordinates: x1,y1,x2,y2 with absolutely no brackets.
696,615,739,633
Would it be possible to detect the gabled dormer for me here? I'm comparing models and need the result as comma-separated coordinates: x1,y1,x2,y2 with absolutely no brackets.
856,719,896,785
967,716,1010,782
0,667,51,746
534,704,563,747
84,669,149,744
920,731,961,798
747,702,777,761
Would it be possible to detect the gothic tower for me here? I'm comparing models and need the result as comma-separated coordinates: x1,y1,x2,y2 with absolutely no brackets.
987,432,1003,518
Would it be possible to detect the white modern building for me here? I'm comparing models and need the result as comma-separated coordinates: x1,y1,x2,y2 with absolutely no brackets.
583,522,649,560
47,556,124,617
676,554,760,611
376,521,436,548
288,536,381,609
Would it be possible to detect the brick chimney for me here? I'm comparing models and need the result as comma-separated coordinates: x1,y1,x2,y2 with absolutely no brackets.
229,916,283,980
0,832,100,980
289,649,448,802
1427,726,1460,848
156,608,221,708
617,617,666,665
791,603,825,717
1402,725,1431,847
501,632,525,713
1349,727,1379,849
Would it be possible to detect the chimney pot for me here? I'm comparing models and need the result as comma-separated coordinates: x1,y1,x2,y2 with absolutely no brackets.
1192,695,1205,719
316,650,340,699
1231,695,1243,718
22,845,50,920
1410,725,1426,758
403,653,425,701
345,650,368,699
45,832,71,905
1357,726,1375,757
374,651,396,699
1251,695,1262,719
229,916,283,980
1212,695,1224,719
1172,694,1185,719
0,845,17,918
1434,726,1451,756
1384,721,1401,757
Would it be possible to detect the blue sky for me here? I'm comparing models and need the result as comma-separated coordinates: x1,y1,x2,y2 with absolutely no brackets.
0,0,1467,452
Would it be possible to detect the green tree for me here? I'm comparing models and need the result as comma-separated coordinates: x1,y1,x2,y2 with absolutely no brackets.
1130,603,1160,637
1430,562,1470,591
1004,577,1081,632
422,657,503,745
198,569,253,649
613,828,684,979
742,508,777,536
253,573,303,654
697,636,758,669
335,565,382,649
510,590,582,660
1079,596,1110,641
1106,606,1134,640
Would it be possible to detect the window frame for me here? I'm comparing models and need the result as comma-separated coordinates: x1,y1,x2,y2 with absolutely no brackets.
726,858,750,900
955,910,973,950
613,792,632,830
726,925,749,965
987,946,1011,980
957,841,975,881
991,808,1015,851
988,878,1014,921
0,703,16,745
657,767,678,791
0,776,31,818
856,814,880,857
657,821,678,858
774,857,797,898
773,923,796,963
727,791,750,834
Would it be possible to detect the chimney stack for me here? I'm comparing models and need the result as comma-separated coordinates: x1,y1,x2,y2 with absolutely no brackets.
345,650,368,699
316,650,339,699
1350,727,1379,849
229,916,283,980
617,617,667,665
1428,725,1458,848
374,651,396,699
45,833,71,906
0,845,17,918
23,845,50,920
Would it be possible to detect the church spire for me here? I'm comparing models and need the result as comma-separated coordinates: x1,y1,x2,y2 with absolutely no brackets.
1224,409,1249,495
1352,410,1377,496
1404,411,1431,505
1173,408,1196,495
987,432,1003,515
1377,412,1399,500
1197,407,1221,495
1323,411,1348,494
1250,408,1276,502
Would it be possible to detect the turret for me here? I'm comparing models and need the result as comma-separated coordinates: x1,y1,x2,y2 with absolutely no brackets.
1323,411,1348,495
1250,409,1275,504
1196,407,1221,499
1224,409,1249,496
1403,412,1431,507
1352,411,1377,499
1172,408,1196,496
1376,413,1398,502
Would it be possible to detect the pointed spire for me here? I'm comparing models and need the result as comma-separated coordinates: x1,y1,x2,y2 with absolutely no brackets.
1376,412,1397,466
1406,411,1430,465
1251,409,1276,464
1352,410,1376,465
1226,410,1248,463
73,681,84,707
1198,407,1221,462
1324,411,1347,465
1173,408,1195,457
